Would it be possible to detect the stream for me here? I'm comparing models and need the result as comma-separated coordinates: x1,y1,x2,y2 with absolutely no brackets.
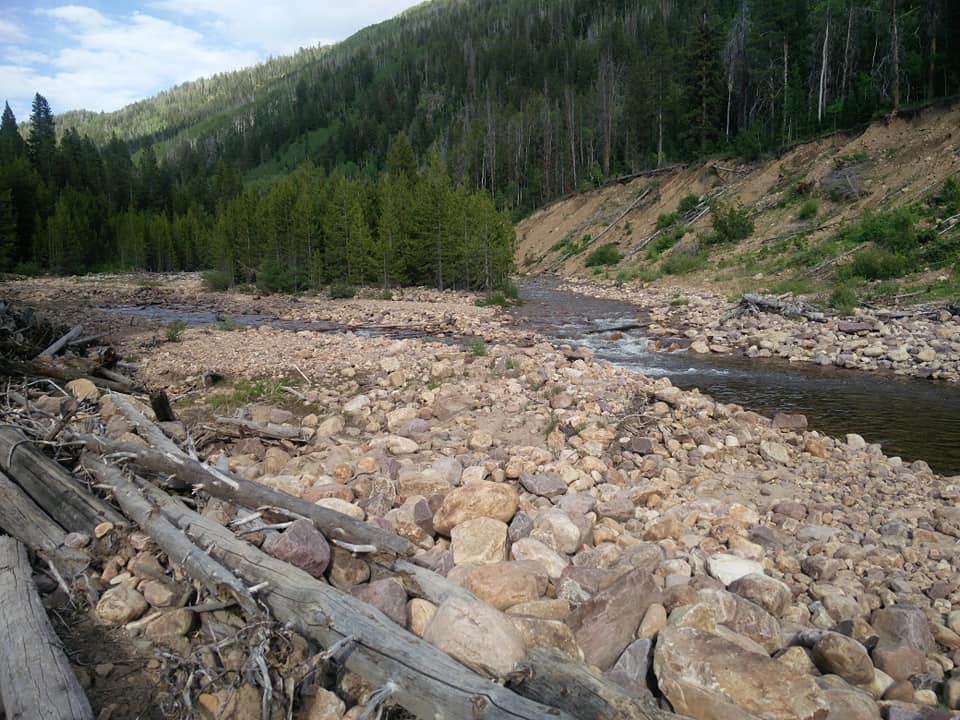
512,277,960,475
100,280,960,475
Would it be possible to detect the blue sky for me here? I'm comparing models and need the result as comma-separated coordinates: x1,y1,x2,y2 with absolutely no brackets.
0,1,423,121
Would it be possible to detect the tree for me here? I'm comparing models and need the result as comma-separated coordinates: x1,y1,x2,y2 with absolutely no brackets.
0,103,26,164
27,94,56,181
0,188,15,271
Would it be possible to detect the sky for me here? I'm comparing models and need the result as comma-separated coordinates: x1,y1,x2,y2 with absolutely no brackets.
0,0,423,121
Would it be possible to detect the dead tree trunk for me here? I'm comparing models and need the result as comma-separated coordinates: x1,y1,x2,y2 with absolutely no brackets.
0,536,94,720
39,324,83,358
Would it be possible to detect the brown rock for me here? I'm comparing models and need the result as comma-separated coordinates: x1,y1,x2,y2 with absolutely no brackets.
350,579,407,626
811,633,875,685
262,518,331,578
464,562,543,610
433,481,519,535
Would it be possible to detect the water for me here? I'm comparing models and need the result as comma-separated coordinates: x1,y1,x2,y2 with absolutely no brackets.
512,277,960,475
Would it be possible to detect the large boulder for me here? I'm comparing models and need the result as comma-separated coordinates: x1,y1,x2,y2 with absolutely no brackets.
450,518,508,565
567,569,660,670
422,596,526,679
654,625,830,720
433,481,519,534
464,562,543,610
810,633,875,685
707,554,764,587
729,573,793,617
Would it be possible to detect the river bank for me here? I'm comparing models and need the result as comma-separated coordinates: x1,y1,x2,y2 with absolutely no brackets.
5,273,960,719
557,278,960,384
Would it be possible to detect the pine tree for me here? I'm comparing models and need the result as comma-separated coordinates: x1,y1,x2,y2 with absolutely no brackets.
28,94,57,182
0,188,15,271
0,102,26,164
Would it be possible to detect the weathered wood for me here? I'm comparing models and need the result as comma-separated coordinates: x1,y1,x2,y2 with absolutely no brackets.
0,428,126,534
133,478,572,720
109,393,182,457
212,416,306,442
0,356,130,392
71,433,413,557
81,455,260,618
506,648,680,720
0,536,94,720
392,559,479,605
38,324,83,358
149,391,177,422
733,294,827,323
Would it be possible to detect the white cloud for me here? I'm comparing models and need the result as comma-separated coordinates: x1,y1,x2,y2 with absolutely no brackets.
1,5,259,118
0,19,28,43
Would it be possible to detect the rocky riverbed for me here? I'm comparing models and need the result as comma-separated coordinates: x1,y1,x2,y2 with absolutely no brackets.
7,274,960,719
558,279,960,383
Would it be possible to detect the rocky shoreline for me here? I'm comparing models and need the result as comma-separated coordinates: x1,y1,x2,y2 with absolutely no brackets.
558,279,960,384
5,274,960,719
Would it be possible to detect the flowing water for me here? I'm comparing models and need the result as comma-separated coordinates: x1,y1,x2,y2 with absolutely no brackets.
101,281,960,474
511,277,960,475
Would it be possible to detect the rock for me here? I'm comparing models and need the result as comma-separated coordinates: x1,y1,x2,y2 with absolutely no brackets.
520,472,567,498
568,569,660,670
605,639,654,697
821,687,880,720
143,609,195,641
654,625,830,720
300,688,345,720
197,684,261,720
760,441,791,465
464,562,543,610
387,435,419,455
510,616,582,660
141,579,178,608
638,603,667,640
707,554,764,586
871,604,933,654
450,518,508,565
433,481,519,534
533,508,581,554
468,430,494,451
510,537,568,579
801,556,840,582
407,598,437,637
422,596,526,679
772,414,808,430
327,547,370,589
683,588,783,655
871,644,926,682
343,394,370,415
66,378,99,401
349,578,407,626
313,497,365,520
596,493,635,522
729,573,793,617
811,633,875,685
96,586,149,624
262,518,331,578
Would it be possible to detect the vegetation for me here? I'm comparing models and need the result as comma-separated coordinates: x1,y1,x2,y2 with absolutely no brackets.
661,248,708,275
202,269,232,291
585,243,623,267
797,199,819,221
328,283,357,299
165,320,187,342
710,202,755,244
829,284,858,313
466,337,488,357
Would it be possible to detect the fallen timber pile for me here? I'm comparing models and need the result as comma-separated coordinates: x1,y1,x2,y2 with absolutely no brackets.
0,316,676,719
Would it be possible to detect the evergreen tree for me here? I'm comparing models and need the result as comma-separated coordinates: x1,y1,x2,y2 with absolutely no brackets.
27,94,56,181
0,188,15,271
0,103,26,164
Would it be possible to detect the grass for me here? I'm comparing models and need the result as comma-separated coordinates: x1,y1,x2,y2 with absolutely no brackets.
207,377,290,413
165,320,187,343
466,337,487,357
328,283,356,299
202,269,232,291
661,249,708,275
475,292,509,307
544,410,559,437
797,199,819,221
766,278,817,295
216,316,244,331
829,284,858,314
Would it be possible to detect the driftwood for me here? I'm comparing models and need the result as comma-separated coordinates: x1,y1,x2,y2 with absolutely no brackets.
81,455,260,618
211,416,307,442
0,427,126,534
71,433,413,557
0,356,132,392
507,648,678,720
0,536,94,720
38,324,83,358
392,559,480,605
131,477,573,720
109,393,182,457
731,294,827,323
0,470,89,575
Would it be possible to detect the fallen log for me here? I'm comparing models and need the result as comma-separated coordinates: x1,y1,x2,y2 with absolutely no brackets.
109,393,182,457
392,558,479,605
732,294,827,323
212,416,307,442
507,648,679,720
0,536,94,720
39,324,84,358
0,356,132,392
81,455,260,618
71,433,413,557
0,427,126,534
130,477,573,720
0,470,89,576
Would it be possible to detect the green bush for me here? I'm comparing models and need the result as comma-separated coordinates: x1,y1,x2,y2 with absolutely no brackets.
797,199,819,221
202,269,232,291
646,226,687,259
257,258,310,294
848,208,918,254
661,249,707,275
476,292,508,307
829,284,858,313
499,279,520,300
165,319,187,343
328,282,357,299
381,288,394,300
710,202,754,244
677,194,701,215
12,261,42,276
656,212,678,230
585,243,623,267
841,248,910,280
938,176,960,213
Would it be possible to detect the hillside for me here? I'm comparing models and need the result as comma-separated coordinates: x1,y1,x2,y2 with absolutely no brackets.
516,103,960,306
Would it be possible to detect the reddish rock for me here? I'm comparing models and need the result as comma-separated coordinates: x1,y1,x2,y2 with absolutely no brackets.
262,519,330,578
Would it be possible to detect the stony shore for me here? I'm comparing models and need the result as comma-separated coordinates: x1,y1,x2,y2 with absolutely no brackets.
7,274,960,719
558,279,960,384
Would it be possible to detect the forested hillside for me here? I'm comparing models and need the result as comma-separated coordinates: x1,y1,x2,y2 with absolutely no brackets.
1,0,959,285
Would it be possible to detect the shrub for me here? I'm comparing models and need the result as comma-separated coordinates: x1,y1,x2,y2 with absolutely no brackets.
939,176,960,213
165,319,187,343
842,248,909,280
661,248,707,275
849,208,917,253
328,282,357,299
202,269,232,291
829,284,858,313
646,226,687,259
12,261,42,276
216,316,243,331
257,258,310,294
710,202,754,244
656,212,678,230
475,292,508,307
466,337,487,357
797,199,819,221
499,279,520,300
677,193,701,215
585,243,623,267
381,288,394,300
